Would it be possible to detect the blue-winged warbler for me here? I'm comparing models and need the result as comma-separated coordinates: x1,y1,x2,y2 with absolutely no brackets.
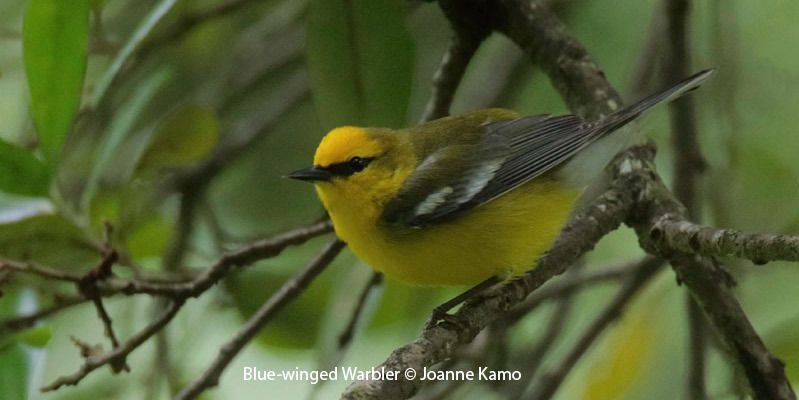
289,70,712,300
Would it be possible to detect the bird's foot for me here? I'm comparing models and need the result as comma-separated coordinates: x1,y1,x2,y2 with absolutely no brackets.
424,306,463,330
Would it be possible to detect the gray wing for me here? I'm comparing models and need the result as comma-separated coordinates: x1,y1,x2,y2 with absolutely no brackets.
380,134,512,227
382,69,715,228
381,114,597,227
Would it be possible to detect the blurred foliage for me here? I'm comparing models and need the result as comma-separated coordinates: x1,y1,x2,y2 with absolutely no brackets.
22,0,89,164
0,138,50,197
306,0,414,129
0,0,796,399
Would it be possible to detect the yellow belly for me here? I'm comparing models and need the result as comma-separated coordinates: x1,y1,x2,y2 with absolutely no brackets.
324,179,580,286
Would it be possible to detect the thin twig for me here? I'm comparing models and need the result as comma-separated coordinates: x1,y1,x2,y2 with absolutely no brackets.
0,220,331,336
77,247,124,362
501,261,636,324
86,297,128,372
421,0,507,122
499,263,587,399
664,0,705,214
502,292,575,399
686,295,707,399
526,257,665,399
338,272,383,349
1,296,89,332
0,260,83,283
662,0,708,397
420,33,486,122
4,220,331,298
41,299,185,391
175,239,345,400
104,220,333,297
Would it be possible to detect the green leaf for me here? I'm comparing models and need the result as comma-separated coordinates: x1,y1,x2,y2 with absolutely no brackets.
306,0,414,130
124,214,172,261
17,325,53,348
91,0,179,107
84,65,173,202
23,0,90,164
0,139,51,197
0,292,27,400
135,104,219,175
0,213,97,270
0,344,27,400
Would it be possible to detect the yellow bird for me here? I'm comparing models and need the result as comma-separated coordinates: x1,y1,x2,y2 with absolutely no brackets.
289,70,712,312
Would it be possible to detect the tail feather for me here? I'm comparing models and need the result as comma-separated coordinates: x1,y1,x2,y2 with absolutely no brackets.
558,68,714,187
615,68,714,122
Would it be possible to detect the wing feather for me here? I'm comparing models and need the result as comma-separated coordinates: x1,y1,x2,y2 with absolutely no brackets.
382,69,715,227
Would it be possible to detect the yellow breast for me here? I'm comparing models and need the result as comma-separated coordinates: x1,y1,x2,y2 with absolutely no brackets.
318,178,579,286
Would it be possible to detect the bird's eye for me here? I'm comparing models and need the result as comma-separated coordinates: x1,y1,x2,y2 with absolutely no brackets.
323,157,373,177
348,156,369,172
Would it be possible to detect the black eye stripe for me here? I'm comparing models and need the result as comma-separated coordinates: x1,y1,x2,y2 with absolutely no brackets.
320,157,374,177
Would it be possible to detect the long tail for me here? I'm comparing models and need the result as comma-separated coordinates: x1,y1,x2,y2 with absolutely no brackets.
559,68,715,187
603,68,715,130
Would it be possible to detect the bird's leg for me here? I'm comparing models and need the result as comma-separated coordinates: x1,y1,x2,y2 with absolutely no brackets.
425,276,500,329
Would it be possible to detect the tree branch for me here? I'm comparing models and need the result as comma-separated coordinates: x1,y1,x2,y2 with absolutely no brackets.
101,219,333,297
1,296,88,332
500,260,636,324
661,0,709,397
340,1,795,399
338,272,383,349
175,239,345,400
650,217,799,264
526,257,665,399
41,299,184,391
420,34,484,122
625,144,796,400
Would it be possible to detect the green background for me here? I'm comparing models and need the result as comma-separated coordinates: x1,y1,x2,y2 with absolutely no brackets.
0,0,797,399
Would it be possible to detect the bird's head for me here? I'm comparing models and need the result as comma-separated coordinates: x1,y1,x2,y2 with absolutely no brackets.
288,126,413,214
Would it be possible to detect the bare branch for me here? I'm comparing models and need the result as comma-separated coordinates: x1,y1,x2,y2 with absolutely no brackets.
481,0,623,120
675,256,794,399
340,1,796,398
420,35,483,122
0,260,83,283
101,219,333,297
686,295,707,400
651,217,799,264
41,299,184,392
664,0,705,215
0,219,331,334
87,296,128,372
77,247,124,366
625,145,796,400
175,239,345,400
526,257,665,399
500,280,576,399
501,261,635,324
1,296,88,332
338,272,383,349
661,0,709,397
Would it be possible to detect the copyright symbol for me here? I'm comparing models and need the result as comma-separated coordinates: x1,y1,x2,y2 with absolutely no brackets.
404,368,416,380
